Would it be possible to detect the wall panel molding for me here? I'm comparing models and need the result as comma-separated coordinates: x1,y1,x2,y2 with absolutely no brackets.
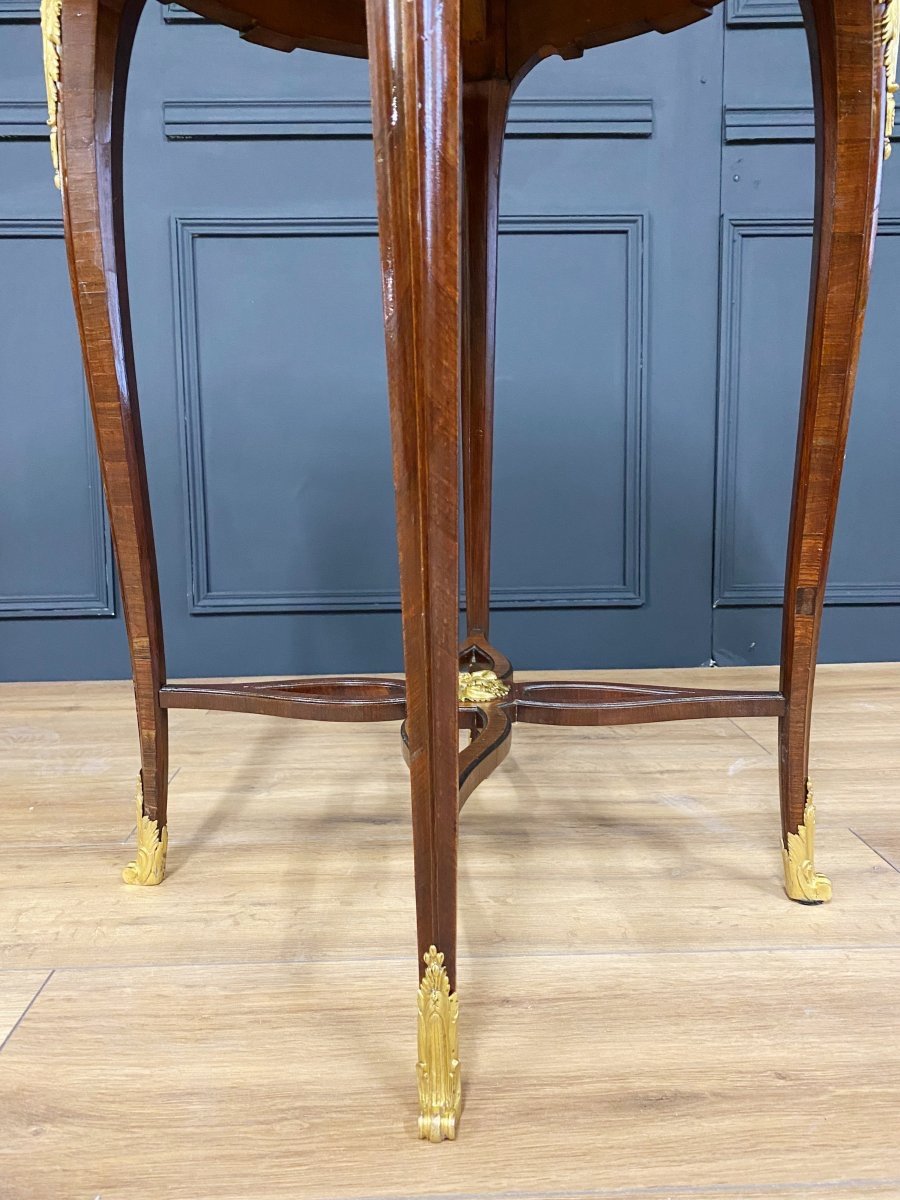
164,100,373,140
725,104,899,147
0,221,114,618
726,0,801,25
715,216,900,608
0,101,47,138
173,213,646,615
163,97,654,141
161,3,205,20
724,105,813,142
0,0,39,20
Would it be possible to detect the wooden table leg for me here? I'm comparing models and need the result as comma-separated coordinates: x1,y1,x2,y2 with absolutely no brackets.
53,0,169,885
366,0,463,1141
779,0,887,903
461,78,510,655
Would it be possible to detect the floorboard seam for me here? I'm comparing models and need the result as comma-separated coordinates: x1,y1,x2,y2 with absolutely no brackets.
3,841,136,851
3,833,810,852
11,943,898,975
322,1177,900,1200
727,719,775,757
850,828,900,874
0,969,54,1054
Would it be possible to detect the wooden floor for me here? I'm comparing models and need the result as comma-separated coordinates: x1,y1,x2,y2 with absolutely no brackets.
2,664,900,1199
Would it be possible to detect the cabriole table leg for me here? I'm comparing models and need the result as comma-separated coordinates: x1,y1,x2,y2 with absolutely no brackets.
779,0,892,903
366,0,464,1141
49,0,170,884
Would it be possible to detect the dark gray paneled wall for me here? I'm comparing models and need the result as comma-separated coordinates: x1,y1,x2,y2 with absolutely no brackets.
716,0,900,664
0,3,897,680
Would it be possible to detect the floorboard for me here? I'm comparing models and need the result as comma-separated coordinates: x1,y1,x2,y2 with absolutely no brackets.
1,665,898,1198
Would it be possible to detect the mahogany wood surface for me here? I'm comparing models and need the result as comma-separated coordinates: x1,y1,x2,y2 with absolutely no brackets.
778,0,884,846
461,77,509,648
160,677,408,722
365,0,464,984
161,676,786,726
161,0,723,78
456,705,513,808
58,0,169,829
54,0,887,1121
513,681,786,725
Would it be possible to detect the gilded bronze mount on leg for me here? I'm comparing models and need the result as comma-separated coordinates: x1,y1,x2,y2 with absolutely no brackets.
782,782,832,904
416,946,461,1142
123,776,168,886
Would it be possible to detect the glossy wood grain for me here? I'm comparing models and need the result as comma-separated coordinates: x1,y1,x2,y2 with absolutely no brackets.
58,0,168,829
365,0,463,984
156,0,725,77
161,677,408,722
164,674,789,736
513,680,785,726
505,0,722,82
779,0,885,843
457,704,512,808
461,77,509,646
